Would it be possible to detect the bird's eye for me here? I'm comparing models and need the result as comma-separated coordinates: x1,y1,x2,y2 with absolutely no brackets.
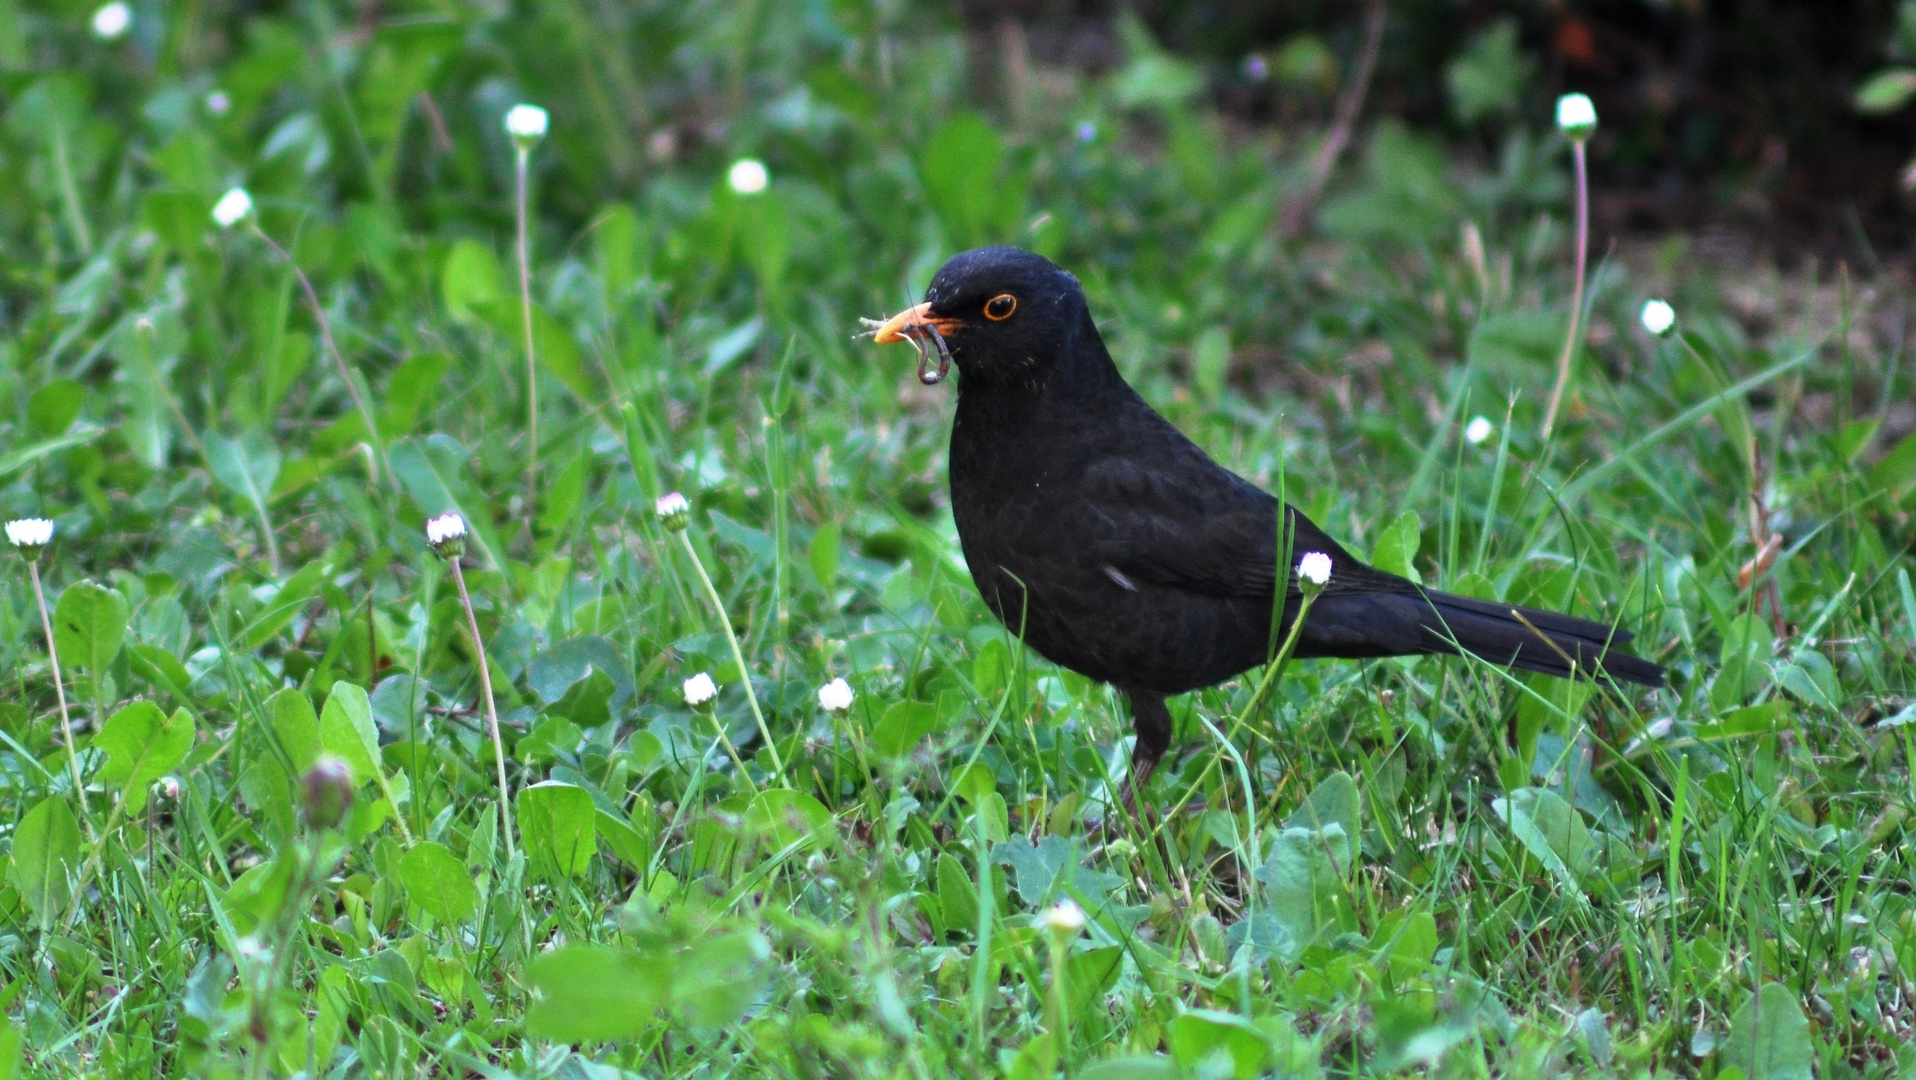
984,294,1017,321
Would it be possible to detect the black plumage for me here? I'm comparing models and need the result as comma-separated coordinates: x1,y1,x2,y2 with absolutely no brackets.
870,247,1663,794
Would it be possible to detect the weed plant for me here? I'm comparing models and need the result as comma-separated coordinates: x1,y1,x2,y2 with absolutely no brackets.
0,3,1912,1077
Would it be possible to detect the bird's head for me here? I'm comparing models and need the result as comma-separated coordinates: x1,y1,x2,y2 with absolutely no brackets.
868,247,1094,390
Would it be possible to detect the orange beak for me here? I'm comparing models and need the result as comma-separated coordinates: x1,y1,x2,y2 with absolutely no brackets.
870,302,962,344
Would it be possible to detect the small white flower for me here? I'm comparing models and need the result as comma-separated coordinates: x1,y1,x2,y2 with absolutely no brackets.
205,90,231,116
6,518,54,549
656,491,691,531
91,1,131,40
1043,899,1086,934
424,512,467,545
504,104,549,141
1464,416,1495,446
1640,298,1677,338
1555,93,1597,140
155,776,181,800
683,672,718,706
211,187,253,229
727,158,769,195
1298,551,1333,588
817,677,854,712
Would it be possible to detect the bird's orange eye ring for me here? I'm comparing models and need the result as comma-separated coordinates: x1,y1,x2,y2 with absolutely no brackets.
984,294,1017,321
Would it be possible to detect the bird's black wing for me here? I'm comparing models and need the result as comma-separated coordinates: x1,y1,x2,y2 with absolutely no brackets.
1077,454,1394,601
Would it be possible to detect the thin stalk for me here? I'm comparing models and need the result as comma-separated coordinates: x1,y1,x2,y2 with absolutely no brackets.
248,224,388,483
1045,931,1072,1076
28,560,95,842
448,558,515,858
675,530,785,782
1541,138,1589,440
50,126,94,256
516,145,539,517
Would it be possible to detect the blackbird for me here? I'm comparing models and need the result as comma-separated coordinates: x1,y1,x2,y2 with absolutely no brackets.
869,246,1663,795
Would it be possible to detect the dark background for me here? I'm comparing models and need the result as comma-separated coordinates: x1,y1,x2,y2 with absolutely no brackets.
961,0,1916,260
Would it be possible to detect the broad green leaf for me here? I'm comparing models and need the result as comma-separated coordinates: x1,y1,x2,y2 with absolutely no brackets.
239,560,331,650
1868,430,1916,505
1286,770,1359,841
266,688,322,773
204,429,282,518
0,428,102,480
1367,511,1422,585
1855,68,1916,114
919,113,1025,246
1191,326,1231,405
440,239,502,323
319,682,380,784
95,702,194,811
525,944,670,1042
594,809,649,868
1492,787,1593,893
1711,613,1773,713
10,797,81,926
398,841,477,925
1078,1059,1177,1080
745,788,832,851
937,852,977,936
27,379,84,437
871,700,939,759
54,580,128,673
1721,983,1813,1080
518,781,597,880
808,521,840,590
1169,1009,1269,1080
674,931,771,1028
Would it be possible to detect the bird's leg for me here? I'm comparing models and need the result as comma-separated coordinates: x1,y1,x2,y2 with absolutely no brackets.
1122,690,1173,814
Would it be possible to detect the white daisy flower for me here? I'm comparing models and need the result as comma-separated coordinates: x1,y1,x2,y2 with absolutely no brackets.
1555,93,1597,140
5,518,54,550
91,1,131,40
727,158,769,195
504,104,549,141
1298,551,1333,589
211,187,253,229
1464,416,1495,446
1640,299,1676,338
817,677,854,712
683,672,718,706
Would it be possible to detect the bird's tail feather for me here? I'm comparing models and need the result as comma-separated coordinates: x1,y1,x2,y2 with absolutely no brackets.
1414,589,1664,688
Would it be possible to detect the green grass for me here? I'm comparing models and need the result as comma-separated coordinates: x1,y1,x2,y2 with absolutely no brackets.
0,4,1913,1077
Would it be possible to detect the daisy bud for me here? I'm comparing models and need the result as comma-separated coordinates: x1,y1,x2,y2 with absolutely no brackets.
817,677,854,712
424,511,467,557
1640,298,1677,338
300,757,355,830
656,492,691,532
154,776,181,801
211,187,253,229
683,672,718,707
1555,93,1597,142
1043,899,1086,936
727,158,769,196
90,1,131,40
504,104,549,147
1464,416,1495,446
6,518,54,557
206,90,231,117
1298,551,1332,593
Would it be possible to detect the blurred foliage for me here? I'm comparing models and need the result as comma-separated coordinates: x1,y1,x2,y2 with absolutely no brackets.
0,0,1911,1077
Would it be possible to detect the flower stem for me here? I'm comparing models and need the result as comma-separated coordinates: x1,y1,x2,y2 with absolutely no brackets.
449,558,515,858
28,561,95,842
1542,138,1589,441
249,223,388,483
516,145,539,519
1045,930,1072,1075
675,529,784,782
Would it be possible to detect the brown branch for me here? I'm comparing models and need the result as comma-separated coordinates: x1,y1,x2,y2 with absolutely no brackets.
1281,0,1387,236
